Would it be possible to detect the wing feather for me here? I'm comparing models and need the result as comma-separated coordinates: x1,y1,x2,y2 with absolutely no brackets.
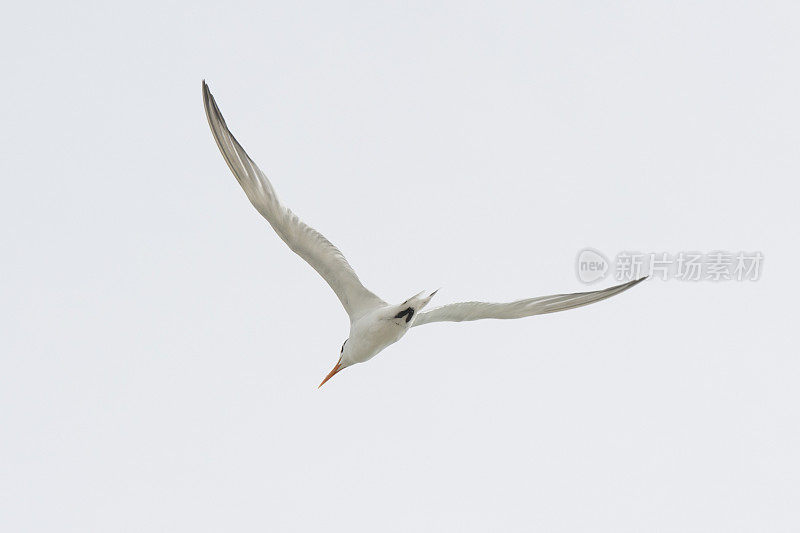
412,278,646,327
202,81,385,320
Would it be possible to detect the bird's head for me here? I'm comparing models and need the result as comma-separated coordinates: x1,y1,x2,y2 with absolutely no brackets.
318,339,353,388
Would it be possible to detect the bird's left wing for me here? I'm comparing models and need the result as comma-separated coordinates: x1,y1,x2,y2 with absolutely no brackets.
412,278,646,327
202,81,386,321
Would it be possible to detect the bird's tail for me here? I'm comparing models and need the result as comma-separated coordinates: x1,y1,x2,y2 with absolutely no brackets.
407,289,439,311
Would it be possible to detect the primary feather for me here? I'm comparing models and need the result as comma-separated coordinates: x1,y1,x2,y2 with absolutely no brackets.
202,81,386,321
412,278,646,327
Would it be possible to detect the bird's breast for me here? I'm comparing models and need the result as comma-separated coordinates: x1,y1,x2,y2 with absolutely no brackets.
346,314,408,364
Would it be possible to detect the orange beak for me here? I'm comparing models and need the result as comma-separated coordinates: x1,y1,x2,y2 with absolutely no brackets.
318,359,344,388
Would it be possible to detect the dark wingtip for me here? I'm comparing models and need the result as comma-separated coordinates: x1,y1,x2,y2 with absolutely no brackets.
201,80,209,104
626,276,648,289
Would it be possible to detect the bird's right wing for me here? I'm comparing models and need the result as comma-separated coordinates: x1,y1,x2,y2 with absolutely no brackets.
412,278,646,327
203,81,386,321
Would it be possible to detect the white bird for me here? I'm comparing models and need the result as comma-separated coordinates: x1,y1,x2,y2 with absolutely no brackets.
202,81,646,388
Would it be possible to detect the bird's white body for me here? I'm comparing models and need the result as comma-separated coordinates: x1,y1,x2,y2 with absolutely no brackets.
345,309,407,365
202,81,646,387
344,292,437,366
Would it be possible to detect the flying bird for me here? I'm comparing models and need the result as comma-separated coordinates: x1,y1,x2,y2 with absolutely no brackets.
202,81,646,388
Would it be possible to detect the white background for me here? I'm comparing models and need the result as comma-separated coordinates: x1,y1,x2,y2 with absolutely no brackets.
2,2,798,531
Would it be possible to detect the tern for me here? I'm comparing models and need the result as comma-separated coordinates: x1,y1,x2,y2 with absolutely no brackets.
202,81,646,388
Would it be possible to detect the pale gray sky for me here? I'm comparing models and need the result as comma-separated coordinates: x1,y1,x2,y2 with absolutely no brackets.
2,1,798,531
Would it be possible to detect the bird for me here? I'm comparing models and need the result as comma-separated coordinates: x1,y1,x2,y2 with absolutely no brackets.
202,81,646,388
